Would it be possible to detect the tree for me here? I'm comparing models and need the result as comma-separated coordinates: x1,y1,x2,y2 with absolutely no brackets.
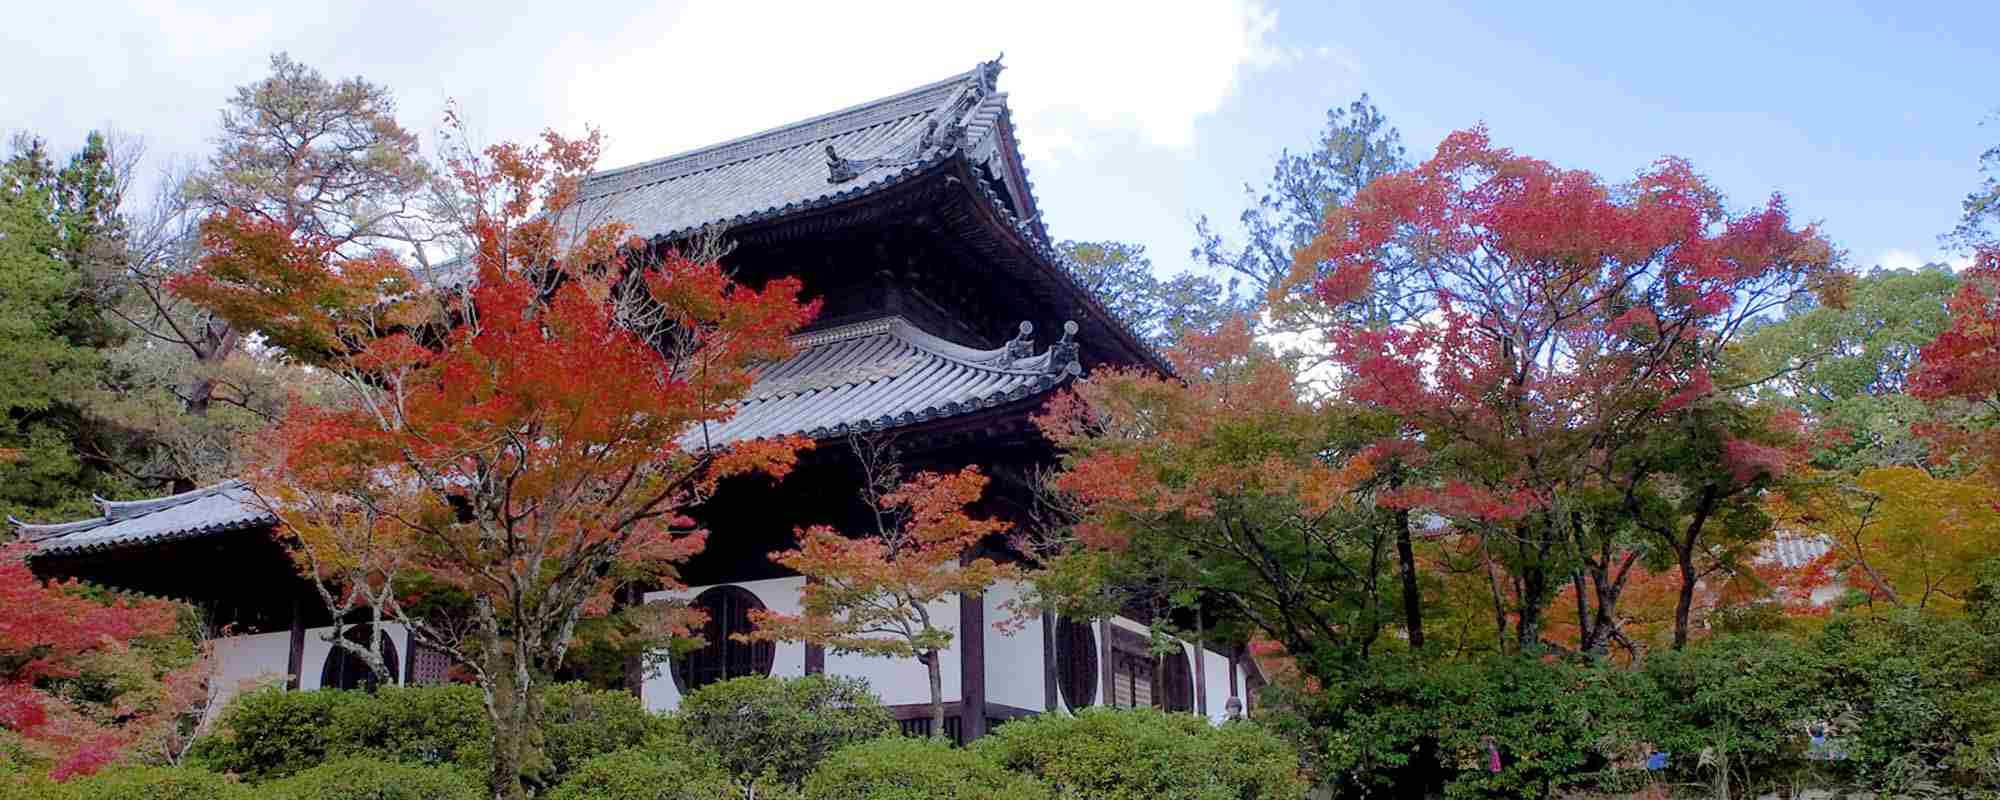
0,544,185,780
1303,127,1839,652
1947,110,2000,251
1911,247,2000,484
1775,466,2000,613
175,117,817,799
106,53,432,492
1057,240,1250,349
0,134,136,521
747,439,1015,734
1034,320,1403,680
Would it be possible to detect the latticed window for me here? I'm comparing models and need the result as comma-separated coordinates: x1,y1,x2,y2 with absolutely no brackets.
670,585,776,693
1110,650,1155,708
408,638,454,686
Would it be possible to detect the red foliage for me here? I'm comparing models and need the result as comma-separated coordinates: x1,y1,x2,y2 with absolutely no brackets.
1911,247,2000,483
0,544,181,777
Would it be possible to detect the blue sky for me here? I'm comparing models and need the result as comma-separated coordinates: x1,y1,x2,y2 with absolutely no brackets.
1046,1,1996,279
5,0,1992,283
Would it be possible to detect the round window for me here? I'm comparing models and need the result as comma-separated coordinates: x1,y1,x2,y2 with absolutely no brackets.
670,585,776,693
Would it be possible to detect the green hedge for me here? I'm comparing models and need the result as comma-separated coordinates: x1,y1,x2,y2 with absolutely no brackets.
805,736,1049,800
190,682,658,786
542,748,734,800
974,707,1306,800
673,674,893,788
0,766,251,800
260,758,480,800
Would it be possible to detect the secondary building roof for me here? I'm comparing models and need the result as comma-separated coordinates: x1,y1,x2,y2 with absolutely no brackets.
9,480,275,557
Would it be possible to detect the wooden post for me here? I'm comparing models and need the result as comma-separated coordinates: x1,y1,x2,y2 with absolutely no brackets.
285,595,305,691
805,578,826,675
959,591,987,740
1194,615,1208,716
1099,618,1116,708
1040,611,1058,711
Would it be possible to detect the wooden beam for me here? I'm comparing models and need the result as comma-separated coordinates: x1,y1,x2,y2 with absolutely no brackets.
1098,618,1115,708
1194,622,1208,717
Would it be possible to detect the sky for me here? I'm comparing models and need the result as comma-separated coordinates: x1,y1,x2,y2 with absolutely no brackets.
5,0,1993,283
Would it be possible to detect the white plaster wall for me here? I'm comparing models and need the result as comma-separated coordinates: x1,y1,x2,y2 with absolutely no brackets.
825,592,959,707
982,579,1046,711
296,623,409,691
1200,646,1239,725
208,630,291,719
639,576,807,713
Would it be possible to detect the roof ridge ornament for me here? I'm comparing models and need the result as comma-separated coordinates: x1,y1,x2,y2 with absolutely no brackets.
1005,321,1035,360
826,55,1006,184
1048,321,1081,376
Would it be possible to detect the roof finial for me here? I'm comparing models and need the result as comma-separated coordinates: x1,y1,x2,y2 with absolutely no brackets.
1048,321,1081,376
1005,320,1035,360
825,145,860,184
976,54,1004,92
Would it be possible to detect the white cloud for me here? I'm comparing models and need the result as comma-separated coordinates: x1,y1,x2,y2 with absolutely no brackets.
1873,247,1975,272
5,0,1281,206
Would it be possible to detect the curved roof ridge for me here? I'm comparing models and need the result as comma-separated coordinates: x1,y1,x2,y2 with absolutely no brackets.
582,66,982,200
94,479,249,521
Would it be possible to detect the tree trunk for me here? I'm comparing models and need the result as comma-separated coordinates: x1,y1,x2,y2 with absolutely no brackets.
1394,505,1425,650
1671,490,1719,650
483,636,546,800
923,650,945,739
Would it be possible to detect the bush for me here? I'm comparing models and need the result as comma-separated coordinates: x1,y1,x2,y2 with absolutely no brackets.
260,758,479,800
673,674,894,788
542,747,734,800
974,707,1305,800
188,687,361,780
191,681,660,786
805,736,1047,800
1,766,251,800
537,683,667,780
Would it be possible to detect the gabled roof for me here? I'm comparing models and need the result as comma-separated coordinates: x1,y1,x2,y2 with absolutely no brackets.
577,59,1023,242
685,315,1080,447
9,480,274,557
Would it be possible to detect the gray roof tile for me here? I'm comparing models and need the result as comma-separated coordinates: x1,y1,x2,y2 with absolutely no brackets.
11,481,274,557
684,316,1076,448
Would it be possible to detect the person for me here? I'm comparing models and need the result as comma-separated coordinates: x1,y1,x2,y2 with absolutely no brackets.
1222,696,1245,722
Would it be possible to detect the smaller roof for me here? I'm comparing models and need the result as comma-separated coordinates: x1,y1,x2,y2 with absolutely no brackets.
1765,534,1832,569
9,480,274,557
684,315,1081,447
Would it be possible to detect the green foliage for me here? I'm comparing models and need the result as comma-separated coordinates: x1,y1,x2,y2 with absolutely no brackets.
1057,240,1251,350
260,758,479,800
672,675,893,789
974,707,1305,800
542,747,733,800
536,683,668,780
0,766,251,800
191,683,654,785
804,736,1047,800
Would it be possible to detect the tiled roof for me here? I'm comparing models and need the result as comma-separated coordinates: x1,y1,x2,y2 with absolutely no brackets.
684,315,1079,448
575,61,1011,242
1765,534,1833,569
9,480,274,557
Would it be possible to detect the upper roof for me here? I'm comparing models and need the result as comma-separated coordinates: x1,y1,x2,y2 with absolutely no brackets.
576,58,1026,242
685,315,1080,447
9,480,275,557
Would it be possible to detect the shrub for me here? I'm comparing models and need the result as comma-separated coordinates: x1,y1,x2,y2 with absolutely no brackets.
188,687,361,780
974,707,1305,800
328,684,491,771
1,766,251,800
260,758,480,800
673,674,893,788
191,682,659,785
537,683,667,780
542,747,734,800
805,736,1047,800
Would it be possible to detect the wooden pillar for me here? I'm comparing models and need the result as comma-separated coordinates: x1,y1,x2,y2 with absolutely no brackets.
1194,621,1208,716
958,591,987,740
1228,648,1240,700
1098,618,1115,708
805,578,826,675
285,596,306,691
1040,611,1058,711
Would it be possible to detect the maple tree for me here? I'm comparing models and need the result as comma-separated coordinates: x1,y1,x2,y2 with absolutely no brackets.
0,543,194,780
173,113,816,798
1034,319,1403,680
1910,247,2000,485
1297,127,1838,651
747,439,1015,735
1775,466,2000,612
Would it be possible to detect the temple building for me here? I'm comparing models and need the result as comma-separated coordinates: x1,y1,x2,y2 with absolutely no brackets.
10,59,1263,741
